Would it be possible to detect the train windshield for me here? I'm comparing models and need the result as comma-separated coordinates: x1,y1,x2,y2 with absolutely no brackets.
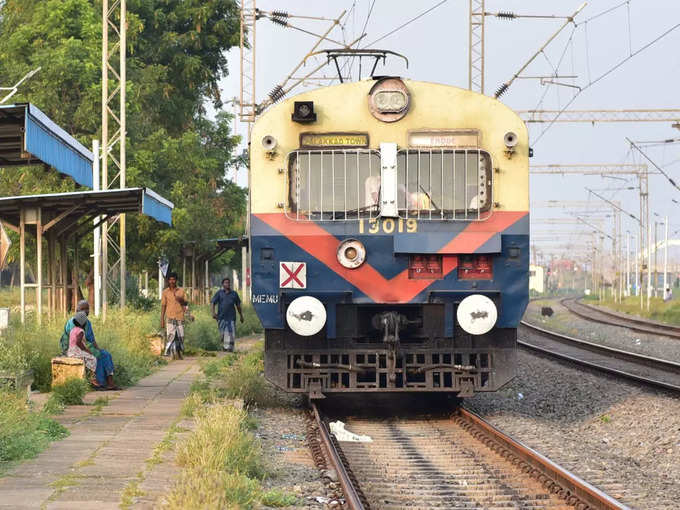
397,149,492,220
288,150,381,220
288,148,491,221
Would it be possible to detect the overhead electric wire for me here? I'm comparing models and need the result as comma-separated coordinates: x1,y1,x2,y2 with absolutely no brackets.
365,0,449,47
533,21,680,144
627,138,680,192
577,0,631,25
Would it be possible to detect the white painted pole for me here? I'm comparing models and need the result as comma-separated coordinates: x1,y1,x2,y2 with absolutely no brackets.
241,245,248,303
634,235,639,297
93,140,101,317
158,261,163,300
664,215,669,295
647,222,652,310
626,232,630,297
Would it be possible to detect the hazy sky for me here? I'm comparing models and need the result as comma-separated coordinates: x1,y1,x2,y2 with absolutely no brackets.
217,0,680,261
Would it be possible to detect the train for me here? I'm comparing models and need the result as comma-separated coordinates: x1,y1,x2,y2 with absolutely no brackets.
248,75,529,398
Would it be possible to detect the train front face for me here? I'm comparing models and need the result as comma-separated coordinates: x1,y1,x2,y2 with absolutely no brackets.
250,78,529,397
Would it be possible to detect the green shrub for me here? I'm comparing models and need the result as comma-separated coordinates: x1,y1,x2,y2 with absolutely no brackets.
49,378,89,406
176,405,264,478
0,391,68,465
261,489,299,507
217,347,271,408
184,307,221,351
237,304,263,336
165,469,261,510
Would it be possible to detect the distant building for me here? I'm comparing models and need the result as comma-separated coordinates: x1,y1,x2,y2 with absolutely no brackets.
529,265,544,294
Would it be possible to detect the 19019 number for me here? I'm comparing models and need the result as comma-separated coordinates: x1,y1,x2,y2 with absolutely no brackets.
358,218,417,234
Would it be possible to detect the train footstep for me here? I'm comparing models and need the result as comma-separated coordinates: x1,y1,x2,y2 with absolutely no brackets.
329,421,373,442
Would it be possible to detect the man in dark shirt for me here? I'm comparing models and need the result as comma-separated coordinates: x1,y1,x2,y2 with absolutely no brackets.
211,277,244,351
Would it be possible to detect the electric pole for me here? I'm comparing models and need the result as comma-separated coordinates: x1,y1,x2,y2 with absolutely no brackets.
101,0,127,316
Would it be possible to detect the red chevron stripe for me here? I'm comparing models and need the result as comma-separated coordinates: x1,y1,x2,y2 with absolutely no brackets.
255,212,527,303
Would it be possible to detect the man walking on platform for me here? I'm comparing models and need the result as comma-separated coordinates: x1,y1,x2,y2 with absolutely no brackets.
160,272,188,359
211,277,243,352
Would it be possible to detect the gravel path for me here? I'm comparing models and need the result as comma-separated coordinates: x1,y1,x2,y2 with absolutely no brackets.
254,403,343,509
525,299,680,363
466,349,680,510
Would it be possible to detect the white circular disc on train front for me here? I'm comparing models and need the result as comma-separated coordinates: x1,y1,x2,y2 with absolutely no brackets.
286,296,327,336
457,294,497,335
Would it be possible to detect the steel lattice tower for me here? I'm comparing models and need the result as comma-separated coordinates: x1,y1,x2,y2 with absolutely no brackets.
469,0,485,94
101,0,127,317
240,1,257,129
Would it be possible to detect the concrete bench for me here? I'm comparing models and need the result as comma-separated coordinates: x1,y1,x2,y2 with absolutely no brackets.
51,357,85,386
0,369,34,400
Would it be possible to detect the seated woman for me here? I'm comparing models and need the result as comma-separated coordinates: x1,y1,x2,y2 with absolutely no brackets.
67,311,100,388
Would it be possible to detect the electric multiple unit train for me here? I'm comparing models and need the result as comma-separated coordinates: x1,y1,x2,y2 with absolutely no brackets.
248,75,529,397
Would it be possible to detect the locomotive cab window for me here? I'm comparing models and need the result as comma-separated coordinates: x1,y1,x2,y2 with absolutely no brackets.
288,150,381,220
397,149,492,220
287,148,492,221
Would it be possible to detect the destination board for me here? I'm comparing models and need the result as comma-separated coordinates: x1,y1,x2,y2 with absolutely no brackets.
300,133,369,148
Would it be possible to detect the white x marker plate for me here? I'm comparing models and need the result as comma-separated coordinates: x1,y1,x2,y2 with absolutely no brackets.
279,261,307,289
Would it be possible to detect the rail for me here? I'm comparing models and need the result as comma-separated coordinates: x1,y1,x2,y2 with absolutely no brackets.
519,320,680,392
457,407,629,510
562,298,680,339
311,403,366,510
311,401,629,509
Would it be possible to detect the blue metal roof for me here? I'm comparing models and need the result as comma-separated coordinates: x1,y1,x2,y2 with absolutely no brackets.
0,187,174,230
0,103,93,187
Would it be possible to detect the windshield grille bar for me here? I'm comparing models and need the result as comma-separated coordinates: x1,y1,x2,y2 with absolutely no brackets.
286,148,491,221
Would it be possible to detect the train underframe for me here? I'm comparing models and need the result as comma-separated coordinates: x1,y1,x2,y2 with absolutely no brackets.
264,303,517,398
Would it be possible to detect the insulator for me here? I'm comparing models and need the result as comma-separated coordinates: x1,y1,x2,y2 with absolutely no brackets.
270,14,288,27
268,84,286,103
496,11,516,20
494,83,509,98
272,10,289,19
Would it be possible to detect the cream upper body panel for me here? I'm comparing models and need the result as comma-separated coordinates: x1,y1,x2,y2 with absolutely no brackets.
250,79,528,215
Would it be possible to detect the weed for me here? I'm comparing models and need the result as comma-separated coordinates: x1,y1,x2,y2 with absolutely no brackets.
165,469,261,510
120,474,145,509
0,391,68,464
261,489,299,507
48,378,89,407
600,414,611,423
49,472,80,491
175,405,264,478
217,347,272,408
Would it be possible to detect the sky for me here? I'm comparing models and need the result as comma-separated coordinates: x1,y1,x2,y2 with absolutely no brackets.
215,0,680,266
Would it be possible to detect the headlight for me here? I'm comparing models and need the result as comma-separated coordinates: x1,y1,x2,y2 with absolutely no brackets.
374,90,408,113
368,77,410,122
337,239,366,269
456,294,497,335
286,296,327,336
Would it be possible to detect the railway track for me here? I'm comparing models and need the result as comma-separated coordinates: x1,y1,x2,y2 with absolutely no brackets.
560,298,680,339
519,321,680,392
309,403,627,510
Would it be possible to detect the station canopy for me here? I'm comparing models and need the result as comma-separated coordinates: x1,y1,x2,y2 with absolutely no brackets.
0,103,94,187
0,188,174,233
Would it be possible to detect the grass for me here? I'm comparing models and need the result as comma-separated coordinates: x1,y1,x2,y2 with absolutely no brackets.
166,405,264,509
183,304,263,353
0,304,164,392
169,341,297,509
260,489,299,507
592,295,680,325
0,391,68,469
120,473,145,509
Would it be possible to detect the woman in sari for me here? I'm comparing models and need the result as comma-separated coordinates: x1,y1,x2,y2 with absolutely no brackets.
67,311,100,387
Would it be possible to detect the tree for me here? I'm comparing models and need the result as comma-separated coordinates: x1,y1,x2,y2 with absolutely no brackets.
0,0,245,283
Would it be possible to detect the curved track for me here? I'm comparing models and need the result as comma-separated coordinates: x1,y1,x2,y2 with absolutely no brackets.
311,403,628,510
519,321,680,392
560,298,680,339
